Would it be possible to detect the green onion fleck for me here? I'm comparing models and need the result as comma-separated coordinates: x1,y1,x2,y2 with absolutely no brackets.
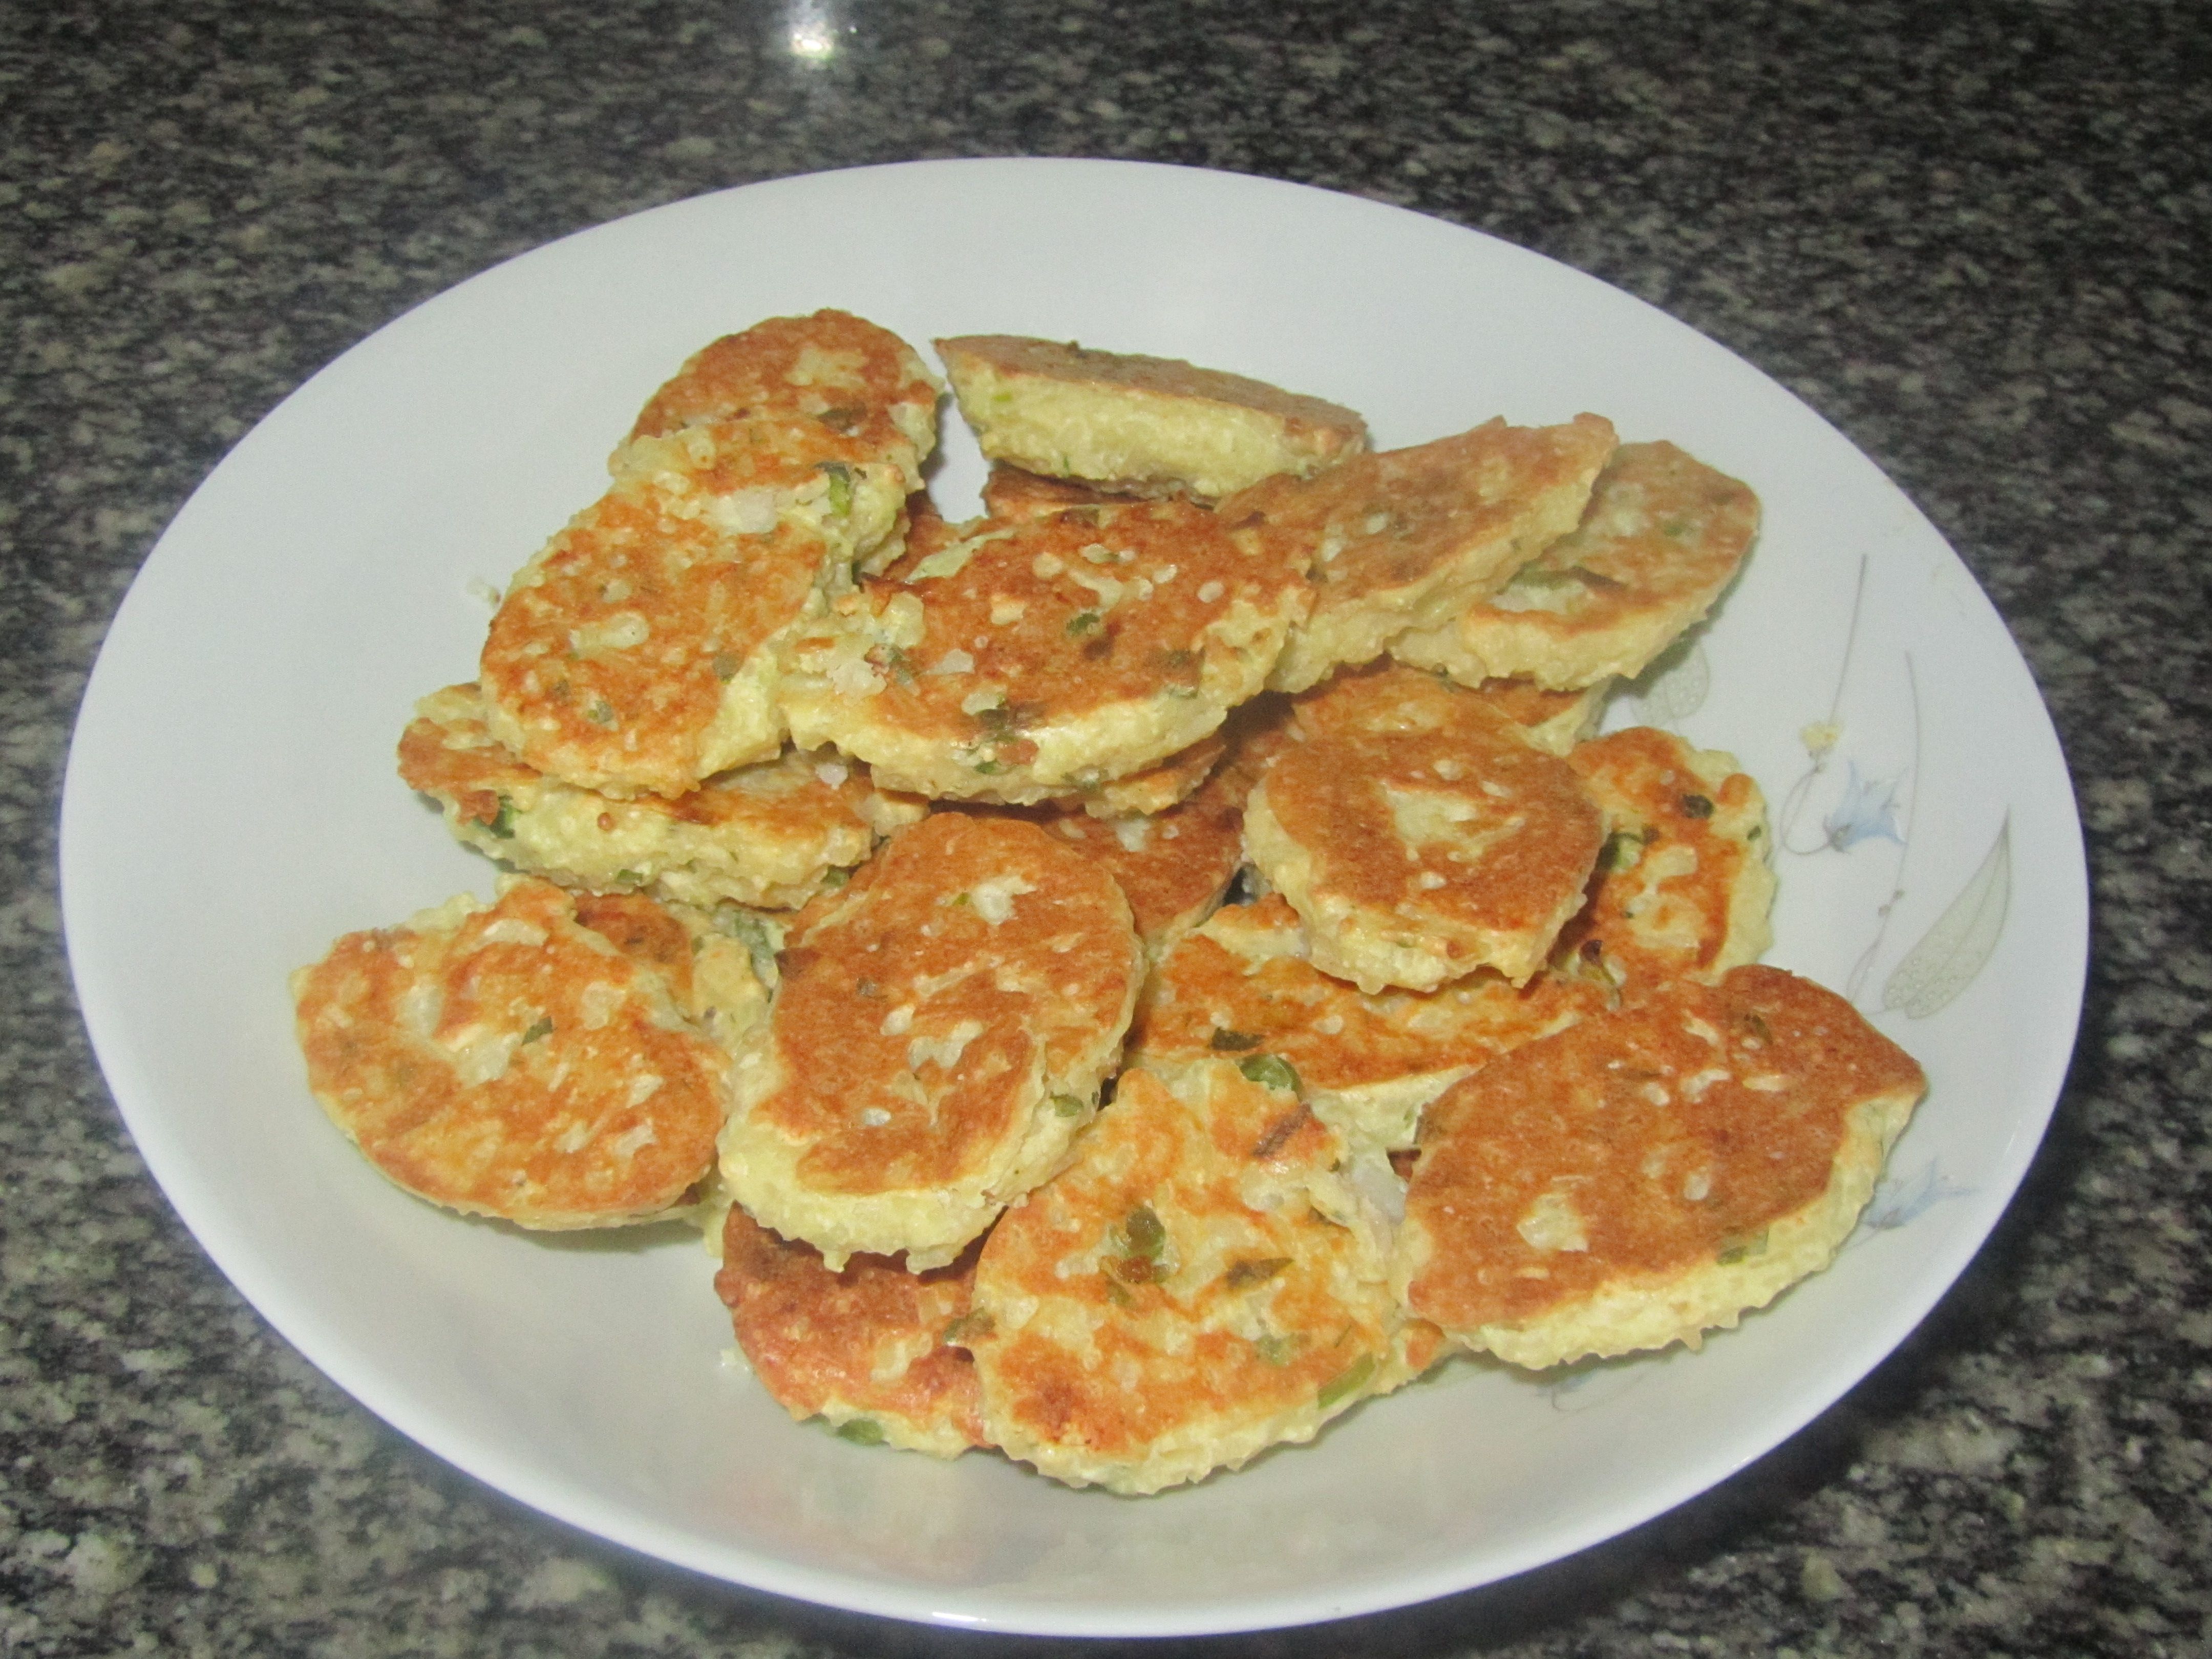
486,796,518,839
1254,1333,1302,1367
1223,1257,1290,1291
1239,1053,1299,1093
1317,1354,1377,1410
1049,1093,1086,1118
1208,1028,1262,1052
819,460,854,514
1716,1230,1769,1267
1066,610,1102,637
520,1017,554,1045
1121,1204,1165,1261
833,1417,885,1445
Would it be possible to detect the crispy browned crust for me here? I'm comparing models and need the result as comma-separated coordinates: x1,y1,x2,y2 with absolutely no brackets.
631,309,941,453
1556,726,1773,988
965,1064,1401,1492
479,312,935,799
1402,966,1926,1342
746,814,1140,1197
714,1205,988,1450
1252,666,1605,988
291,879,725,1227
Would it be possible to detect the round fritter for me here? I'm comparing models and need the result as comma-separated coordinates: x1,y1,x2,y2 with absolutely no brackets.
964,1061,1428,1495
1225,415,1617,694
1130,895,1605,1156
1557,727,1776,991
1392,441,1759,691
779,495,1310,802
1397,966,1927,1369
713,1203,987,1458
719,814,1143,1269
938,335,1369,502
479,312,937,799
400,683,924,910
290,877,729,1229
1244,667,1605,993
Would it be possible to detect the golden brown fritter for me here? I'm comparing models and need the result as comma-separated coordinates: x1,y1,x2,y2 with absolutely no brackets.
779,494,1310,801
718,814,1142,1269
1555,727,1776,991
1397,966,1926,1368
713,1204,988,1458
291,878,727,1229
1228,415,1617,693
478,311,937,799
1244,666,1605,992
964,1062,1428,1494
1394,440,1759,689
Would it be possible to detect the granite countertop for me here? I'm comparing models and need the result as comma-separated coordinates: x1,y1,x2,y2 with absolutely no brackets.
5,2,2207,1653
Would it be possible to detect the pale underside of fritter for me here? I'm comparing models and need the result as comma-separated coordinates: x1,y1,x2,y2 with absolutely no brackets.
1232,414,1618,694
778,495,1311,803
479,311,939,799
1393,439,1760,691
937,335,1370,502
719,814,1142,1269
398,682,923,910
1397,965,1926,1369
965,1061,1432,1495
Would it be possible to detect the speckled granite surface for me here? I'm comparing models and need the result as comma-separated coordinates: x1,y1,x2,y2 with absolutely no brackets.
5,1,2208,1653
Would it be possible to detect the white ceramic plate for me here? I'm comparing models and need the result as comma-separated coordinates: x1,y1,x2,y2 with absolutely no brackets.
60,159,2087,1636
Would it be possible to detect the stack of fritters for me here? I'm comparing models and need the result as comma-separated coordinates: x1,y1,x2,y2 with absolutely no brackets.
292,312,1923,1497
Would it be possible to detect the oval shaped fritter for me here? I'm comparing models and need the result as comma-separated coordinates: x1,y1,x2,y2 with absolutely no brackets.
964,1062,1429,1494
1244,666,1605,992
1396,965,1926,1368
1393,440,1759,690
479,311,937,799
713,1203,988,1458
719,814,1142,1269
290,878,729,1228
779,495,1310,801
